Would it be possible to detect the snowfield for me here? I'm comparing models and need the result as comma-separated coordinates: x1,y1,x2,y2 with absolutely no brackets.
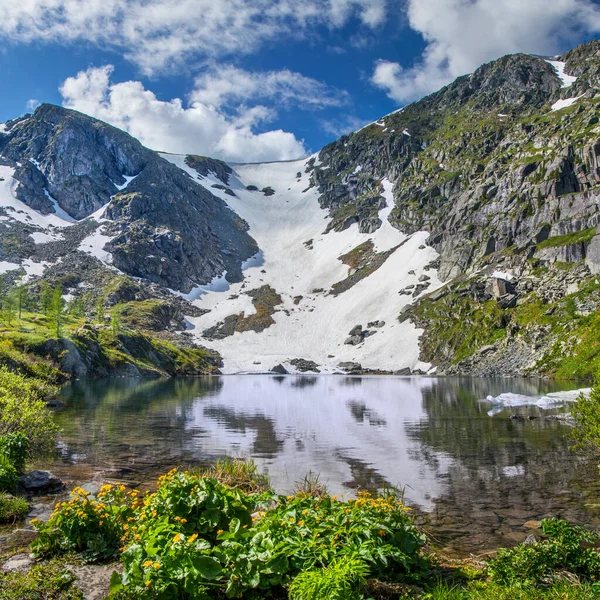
162,155,442,374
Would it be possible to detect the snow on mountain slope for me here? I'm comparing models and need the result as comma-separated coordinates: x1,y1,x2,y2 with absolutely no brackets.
162,154,442,374
0,165,75,230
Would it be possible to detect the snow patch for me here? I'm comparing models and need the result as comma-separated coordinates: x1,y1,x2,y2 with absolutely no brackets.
546,60,577,88
551,96,582,112
483,388,590,416
0,166,76,229
0,260,20,274
78,226,114,265
30,230,61,244
114,174,139,191
21,259,52,281
491,271,514,281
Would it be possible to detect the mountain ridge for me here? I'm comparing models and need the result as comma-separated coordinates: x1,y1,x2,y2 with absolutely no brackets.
3,40,600,377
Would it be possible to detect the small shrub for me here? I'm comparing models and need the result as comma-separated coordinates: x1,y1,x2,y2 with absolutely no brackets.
293,471,328,497
0,367,59,457
0,455,19,492
0,432,29,472
31,484,138,560
488,518,600,585
289,555,370,600
0,492,28,522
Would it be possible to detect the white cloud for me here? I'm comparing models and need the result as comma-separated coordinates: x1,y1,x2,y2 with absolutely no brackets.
59,65,310,162
372,0,600,104
191,65,348,110
26,99,41,111
0,0,387,74
320,115,371,137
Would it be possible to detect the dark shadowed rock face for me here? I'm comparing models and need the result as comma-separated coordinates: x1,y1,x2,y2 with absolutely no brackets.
0,104,258,292
0,104,148,219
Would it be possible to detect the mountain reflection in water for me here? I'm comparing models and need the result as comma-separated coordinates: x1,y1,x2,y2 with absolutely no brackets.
55,375,600,553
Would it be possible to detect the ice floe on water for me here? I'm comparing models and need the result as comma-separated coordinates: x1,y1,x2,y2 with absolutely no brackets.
483,389,591,416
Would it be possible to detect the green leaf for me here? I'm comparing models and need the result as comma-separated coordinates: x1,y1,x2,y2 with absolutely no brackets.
108,571,123,595
192,555,222,580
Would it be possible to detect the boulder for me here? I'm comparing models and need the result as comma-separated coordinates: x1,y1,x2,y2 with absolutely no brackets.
19,470,64,494
2,553,34,573
498,293,518,309
289,359,321,373
586,232,600,274
394,367,411,376
348,324,363,336
271,364,289,375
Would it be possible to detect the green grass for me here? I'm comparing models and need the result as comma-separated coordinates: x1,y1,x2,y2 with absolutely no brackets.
196,457,271,494
536,227,596,249
0,493,28,523
420,581,598,599
0,558,84,600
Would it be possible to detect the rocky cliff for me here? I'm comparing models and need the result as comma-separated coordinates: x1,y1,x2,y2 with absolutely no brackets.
0,104,257,292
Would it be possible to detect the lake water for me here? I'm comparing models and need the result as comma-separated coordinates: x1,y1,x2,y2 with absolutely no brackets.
50,375,600,556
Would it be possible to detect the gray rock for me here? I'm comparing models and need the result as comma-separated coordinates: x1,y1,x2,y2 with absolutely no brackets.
394,367,412,376
586,231,600,274
19,470,64,494
348,324,363,336
289,359,321,373
271,364,289,375
2,553,34,573
498,293,518,309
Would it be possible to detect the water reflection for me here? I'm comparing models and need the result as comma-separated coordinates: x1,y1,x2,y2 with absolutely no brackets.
54,375,600,553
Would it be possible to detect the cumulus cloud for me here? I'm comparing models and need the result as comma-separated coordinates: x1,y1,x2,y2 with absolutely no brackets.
26,99,41,111
0,0,387,74
191,65,348,110
372,0,600,104
59,65,318,162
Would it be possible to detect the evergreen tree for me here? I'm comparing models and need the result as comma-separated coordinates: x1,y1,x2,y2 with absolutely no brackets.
49,286,66,338
15,280,26,319
95,295,105,324
0,276,6,312
40,282,53,316
110,302,124,338
69,296,86,318
3,289,16,326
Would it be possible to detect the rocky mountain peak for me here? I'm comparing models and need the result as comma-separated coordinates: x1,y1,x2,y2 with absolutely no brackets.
0,104,149,219
427,54,561,112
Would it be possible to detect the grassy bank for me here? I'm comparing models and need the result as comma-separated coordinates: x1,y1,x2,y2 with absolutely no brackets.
0,308,220,382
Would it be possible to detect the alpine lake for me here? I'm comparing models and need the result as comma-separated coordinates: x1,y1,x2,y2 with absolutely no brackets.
22,375,600,557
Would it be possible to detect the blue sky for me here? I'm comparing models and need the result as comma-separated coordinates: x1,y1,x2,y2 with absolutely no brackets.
1,0,600,162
